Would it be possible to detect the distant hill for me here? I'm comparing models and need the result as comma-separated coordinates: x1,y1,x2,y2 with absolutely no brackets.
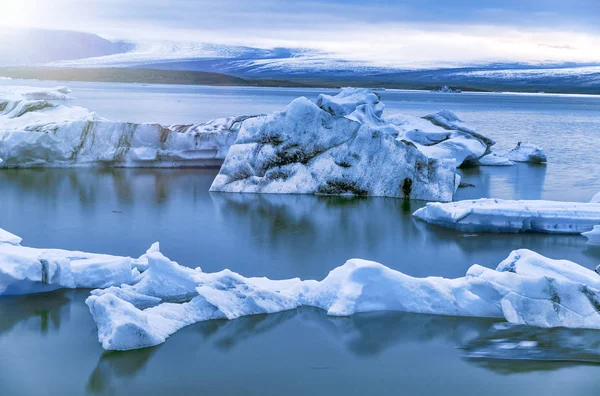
0,67,313,88
0,28,130,66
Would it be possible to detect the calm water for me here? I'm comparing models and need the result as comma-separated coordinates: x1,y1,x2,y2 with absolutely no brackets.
1,81,600,395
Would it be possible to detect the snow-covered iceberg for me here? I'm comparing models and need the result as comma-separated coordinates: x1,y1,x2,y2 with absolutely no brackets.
0,228,151,296
86,249,302,350
413,198,600,234
209,88,501,200
209,96,458,201
86,246,600,351
496,142,547,164
0,86,74,101
0,85,261,168
583,226,600,246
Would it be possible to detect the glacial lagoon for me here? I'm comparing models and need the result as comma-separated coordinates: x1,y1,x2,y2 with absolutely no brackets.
1,82,600,395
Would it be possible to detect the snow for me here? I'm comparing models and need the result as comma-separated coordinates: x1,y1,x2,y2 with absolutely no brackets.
496,142,547,163
316,88,385,118
85,247,600,351
413,198,600,234
582,226,600,246
468,153,514,166
386,110,495,166
0,227,152,296
0,86,261,167
86,249,301,350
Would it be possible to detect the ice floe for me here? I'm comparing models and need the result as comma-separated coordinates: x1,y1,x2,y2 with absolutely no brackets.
83,245,600,351
0,228,151,296
496,142,547,164
582,226,600,246
413,198,600,233
0,86,74,101
0,86,260,167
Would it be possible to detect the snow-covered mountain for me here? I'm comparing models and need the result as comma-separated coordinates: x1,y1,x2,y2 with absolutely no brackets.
3,30,599,93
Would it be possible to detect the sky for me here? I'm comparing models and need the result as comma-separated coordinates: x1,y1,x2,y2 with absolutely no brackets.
1,0,600,67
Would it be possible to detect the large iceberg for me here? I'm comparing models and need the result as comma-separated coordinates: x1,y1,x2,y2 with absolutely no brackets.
209,87,501,201
86,246,600,351
0,228,151,296
413,198,600,234
0,86,260,168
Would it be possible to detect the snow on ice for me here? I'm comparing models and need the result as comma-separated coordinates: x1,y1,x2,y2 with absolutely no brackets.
80,244,600,351
0,228,151,296
413,198,600,234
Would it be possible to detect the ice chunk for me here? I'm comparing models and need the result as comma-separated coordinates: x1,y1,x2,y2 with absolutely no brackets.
497,142,547,163
0,86,74,101
582,226,600,246
0,87,262,168
385,110,495,166
0,228,22,245
87,246,600,351
0,227,154,296
86,250,301,350
413,198,600,234
316,88,385,118
467,153,514,166
210,96,458,201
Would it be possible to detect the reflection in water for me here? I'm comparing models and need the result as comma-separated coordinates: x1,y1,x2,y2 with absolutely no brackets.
0,290,72,334
84,306,600,389
463,322,600,370
87,348,161,394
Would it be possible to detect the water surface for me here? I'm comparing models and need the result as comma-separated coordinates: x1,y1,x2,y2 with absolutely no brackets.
1,82,600,395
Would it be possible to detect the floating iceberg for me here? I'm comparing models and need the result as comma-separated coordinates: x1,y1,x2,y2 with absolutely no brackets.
86,246,600,351
210,96,458,200
209,88,501,200
582,226,600,246
86,249,302,350
0,228,150,296
0,86,261,167
413,198,600,234
497,142,547,164
0,86,74,101
467,153,514,166
591,191,600,203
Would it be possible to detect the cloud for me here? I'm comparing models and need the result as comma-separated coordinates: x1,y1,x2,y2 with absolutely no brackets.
1,0,599,66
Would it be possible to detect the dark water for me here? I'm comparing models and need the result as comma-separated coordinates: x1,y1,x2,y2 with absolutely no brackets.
1,82,600,395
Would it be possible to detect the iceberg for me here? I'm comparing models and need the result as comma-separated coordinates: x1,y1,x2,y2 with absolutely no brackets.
209,96,458,201
209,88,501,200
0,86,74,101
0,86,261,167
582,226,600,246
497,142,547,163
86,249,302,350
467,153,514,166
0,228,151,296
591,191,600,203
413,198,600,234
86,246,600,351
